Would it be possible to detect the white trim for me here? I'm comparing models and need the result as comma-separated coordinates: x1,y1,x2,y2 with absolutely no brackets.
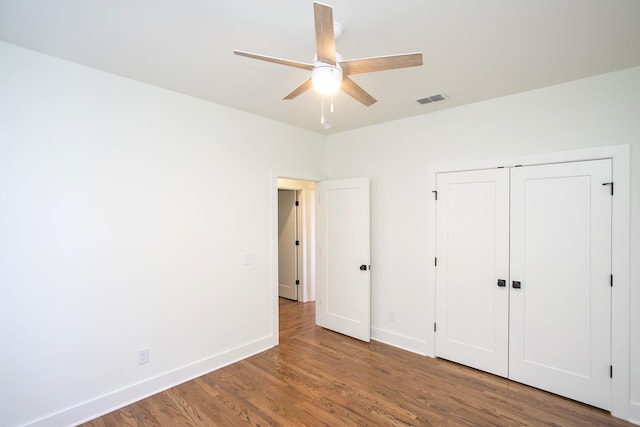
371,327,429,355
608,146,634,423
426,144,631,422
270,172,280,345
26,336,275,427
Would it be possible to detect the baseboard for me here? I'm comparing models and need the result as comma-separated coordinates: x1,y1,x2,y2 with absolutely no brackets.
371,327,429,356
26,335,276,427
615,403,640,426
626,400,640,426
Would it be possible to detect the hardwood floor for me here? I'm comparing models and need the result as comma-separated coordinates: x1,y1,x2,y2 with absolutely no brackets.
82,298,634,426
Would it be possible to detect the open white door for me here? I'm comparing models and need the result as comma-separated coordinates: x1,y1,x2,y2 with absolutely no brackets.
316,178,370,342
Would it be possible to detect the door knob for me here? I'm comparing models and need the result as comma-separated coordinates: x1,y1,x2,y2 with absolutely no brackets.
512,281,522,289
497,279,506,287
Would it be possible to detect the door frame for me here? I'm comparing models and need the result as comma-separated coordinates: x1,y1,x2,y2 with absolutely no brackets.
426,144,630,419
270,172,318,346
277,179,316,303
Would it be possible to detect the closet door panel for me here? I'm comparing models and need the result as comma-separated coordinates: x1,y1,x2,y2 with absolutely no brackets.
435,169,510,377
509,159,612,410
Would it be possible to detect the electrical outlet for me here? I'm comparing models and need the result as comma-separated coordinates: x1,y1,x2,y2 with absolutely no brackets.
138,348,149,365
388,311,396,322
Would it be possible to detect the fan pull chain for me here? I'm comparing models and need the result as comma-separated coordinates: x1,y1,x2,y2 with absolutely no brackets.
321,95,325,124
330,95,334,113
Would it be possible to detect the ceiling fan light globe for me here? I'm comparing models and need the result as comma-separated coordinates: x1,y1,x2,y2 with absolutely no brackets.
312,65,343,95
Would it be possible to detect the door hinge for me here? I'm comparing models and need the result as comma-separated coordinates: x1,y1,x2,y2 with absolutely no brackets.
434,322,437,332
432,190,438,200
435,257,438,267
295,280,300,285
295,201,299,206
295,240,300,246
602,182,614,195
610,365,613,378
610,274,613,287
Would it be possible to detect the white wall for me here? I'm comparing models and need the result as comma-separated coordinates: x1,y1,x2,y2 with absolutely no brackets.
2,38,639,426
0,41,325,427
326,66,640,422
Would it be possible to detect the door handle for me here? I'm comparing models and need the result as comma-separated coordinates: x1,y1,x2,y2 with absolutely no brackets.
359,265,369,271
512,281,522,289
497,279,506,287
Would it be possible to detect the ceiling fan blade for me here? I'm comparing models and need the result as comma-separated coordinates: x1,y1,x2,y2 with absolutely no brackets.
341,77,377,107
234,50,314,71
314,2,336,65
340,53,423,75
283,78,314,100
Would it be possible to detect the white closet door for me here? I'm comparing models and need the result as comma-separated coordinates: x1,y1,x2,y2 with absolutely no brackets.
435,169,510,377
509,159,612,410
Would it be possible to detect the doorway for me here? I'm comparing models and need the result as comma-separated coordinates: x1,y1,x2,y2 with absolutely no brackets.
275,176,372,343
277,178,316,303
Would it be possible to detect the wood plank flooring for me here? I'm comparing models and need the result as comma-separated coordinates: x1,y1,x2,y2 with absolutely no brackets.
81,298,634,426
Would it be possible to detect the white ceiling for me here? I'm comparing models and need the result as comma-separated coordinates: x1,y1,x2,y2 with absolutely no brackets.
1,0,639,134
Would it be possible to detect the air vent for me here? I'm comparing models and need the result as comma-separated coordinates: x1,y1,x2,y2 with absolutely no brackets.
417,93,447,104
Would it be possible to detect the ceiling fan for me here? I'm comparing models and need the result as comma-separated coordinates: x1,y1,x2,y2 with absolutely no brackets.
234,2,423,107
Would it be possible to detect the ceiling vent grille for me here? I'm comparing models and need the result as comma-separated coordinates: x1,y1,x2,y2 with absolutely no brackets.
417,94,446,104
